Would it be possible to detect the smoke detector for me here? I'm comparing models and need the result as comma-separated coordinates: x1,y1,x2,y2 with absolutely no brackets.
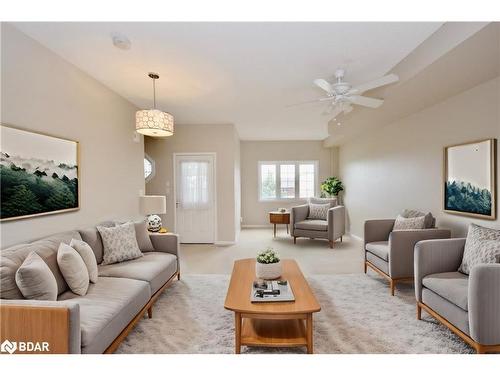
111,33,131,50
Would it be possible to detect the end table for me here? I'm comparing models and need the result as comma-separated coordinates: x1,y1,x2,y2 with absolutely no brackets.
269,211,290,237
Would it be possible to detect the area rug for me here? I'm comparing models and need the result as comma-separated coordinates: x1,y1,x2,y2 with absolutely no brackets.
116,273,473,354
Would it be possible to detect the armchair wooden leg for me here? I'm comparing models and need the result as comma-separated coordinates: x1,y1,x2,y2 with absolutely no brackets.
364,261,367,274
417,304,422,320
293,236,297,244
329,240,334,249
340,236,343,242
390,279,395,296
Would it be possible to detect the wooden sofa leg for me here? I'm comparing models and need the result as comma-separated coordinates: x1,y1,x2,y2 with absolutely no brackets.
390,279,395,296
293,236,297,244
364,261,367,274
177,271,181,281
417,304,422,320
329,240,334,249
340,236,343,243
147,306,153,319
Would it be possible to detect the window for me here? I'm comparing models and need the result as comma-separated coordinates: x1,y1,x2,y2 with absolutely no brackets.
144,154,155,182
260,164,276,199
258,161,318,200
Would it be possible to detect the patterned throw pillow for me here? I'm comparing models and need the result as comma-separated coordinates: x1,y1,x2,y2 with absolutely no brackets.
401,209,435,228
97,222,143,265
459,224,500,275
308,203,331,220
392,215,425,231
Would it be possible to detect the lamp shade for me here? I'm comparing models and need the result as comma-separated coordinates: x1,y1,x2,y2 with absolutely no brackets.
136,109,174,137
139,195,166,215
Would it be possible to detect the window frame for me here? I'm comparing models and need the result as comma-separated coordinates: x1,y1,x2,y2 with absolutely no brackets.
144,153,156,183
258,160,319,202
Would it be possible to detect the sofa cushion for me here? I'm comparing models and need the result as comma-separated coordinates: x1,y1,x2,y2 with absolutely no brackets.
422,271,469,311
58,276,150,353
459,223,500,275
97,222,143,265
0,230,81,299
98,252,177,294
78,221,115,264
57,243,89,296
422,288,469,335
70,239,98,283
366,251,389,275
365,241,389,261
295,219,328,232
15,252,58,300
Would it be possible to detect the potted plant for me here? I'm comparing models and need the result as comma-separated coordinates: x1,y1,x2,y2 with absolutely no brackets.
255,247,282,279
321,176,344,198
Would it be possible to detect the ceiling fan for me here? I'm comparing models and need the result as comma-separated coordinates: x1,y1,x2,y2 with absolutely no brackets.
291,69,399,119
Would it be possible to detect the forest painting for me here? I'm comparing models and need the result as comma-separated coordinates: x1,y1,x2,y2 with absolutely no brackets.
1,125,79,221
444,139,496,220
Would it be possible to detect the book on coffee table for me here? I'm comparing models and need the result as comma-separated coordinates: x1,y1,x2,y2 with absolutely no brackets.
250,280,295,303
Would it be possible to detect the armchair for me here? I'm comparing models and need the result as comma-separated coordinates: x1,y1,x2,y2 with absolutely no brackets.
291,198,345,248
364,218,451,295
415,238,500,353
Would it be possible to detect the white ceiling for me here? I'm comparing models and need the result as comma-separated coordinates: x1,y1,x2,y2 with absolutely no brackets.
13,22,443,140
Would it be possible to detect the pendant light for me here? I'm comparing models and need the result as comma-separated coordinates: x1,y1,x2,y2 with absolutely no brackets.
136,73,174,137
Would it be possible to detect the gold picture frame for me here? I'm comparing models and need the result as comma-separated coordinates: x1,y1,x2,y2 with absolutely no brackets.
0,123,80,222
443,138,496,220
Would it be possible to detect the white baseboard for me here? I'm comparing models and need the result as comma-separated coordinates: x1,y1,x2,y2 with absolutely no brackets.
214,241,236,246
241,224,273,228
348,232,363,242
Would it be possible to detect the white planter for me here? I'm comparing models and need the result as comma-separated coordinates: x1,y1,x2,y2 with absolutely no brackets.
255,261,282,280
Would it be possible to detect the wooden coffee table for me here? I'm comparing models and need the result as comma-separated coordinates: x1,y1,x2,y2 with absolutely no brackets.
224,259,321,354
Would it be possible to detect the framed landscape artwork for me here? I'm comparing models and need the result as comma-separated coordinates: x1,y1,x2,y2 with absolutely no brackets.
0,124,80,221
444,138,497,220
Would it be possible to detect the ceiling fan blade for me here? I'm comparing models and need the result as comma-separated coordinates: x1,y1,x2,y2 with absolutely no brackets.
349,95,384,108
314,78,334,94
349,73,399,94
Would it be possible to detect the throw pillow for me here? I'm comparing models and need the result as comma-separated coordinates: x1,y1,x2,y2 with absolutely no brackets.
15,252,58,300
401,209,435,228
112,220,155,252
393,215,425,230
70,238,98,283
308,203,331,220
97,221,143,265
57,243,90,296
134,220,155,252
459,223,500,275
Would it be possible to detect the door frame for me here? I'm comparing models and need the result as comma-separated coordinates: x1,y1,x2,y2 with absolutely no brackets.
173,152,217,243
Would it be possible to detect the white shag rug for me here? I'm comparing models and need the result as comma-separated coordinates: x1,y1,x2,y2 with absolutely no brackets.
116,273,473,354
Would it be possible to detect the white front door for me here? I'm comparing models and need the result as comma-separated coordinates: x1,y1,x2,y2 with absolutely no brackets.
174,154,215,243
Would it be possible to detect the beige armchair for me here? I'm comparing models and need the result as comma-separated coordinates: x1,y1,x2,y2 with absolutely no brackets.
291,197,345,248
364,214,451,295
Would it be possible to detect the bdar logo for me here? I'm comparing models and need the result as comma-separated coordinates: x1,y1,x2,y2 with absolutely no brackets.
1,340,17,354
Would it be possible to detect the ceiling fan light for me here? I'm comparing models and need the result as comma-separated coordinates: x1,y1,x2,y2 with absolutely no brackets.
136,109,174,137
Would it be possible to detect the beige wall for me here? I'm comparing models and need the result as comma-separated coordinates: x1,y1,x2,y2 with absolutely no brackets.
145,124,240,243
339,77,500,238
241,141,332,226
1,24,145,247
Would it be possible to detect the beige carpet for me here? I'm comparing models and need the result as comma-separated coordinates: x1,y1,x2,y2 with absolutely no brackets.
180,228,364,275
116,273,473,354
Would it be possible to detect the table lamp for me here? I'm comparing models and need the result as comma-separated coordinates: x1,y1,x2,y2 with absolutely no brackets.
139,195,166,232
